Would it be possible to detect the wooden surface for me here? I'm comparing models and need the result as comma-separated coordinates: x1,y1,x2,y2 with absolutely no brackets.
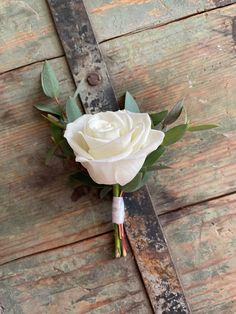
0,0,63,73
0,233,152,313
100,4,236,214
1,0,235,73
160,193,236,313
0,58,113,265
85,0,236,42
1,0,236,313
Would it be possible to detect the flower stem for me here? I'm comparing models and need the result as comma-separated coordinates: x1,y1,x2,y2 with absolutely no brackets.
114,223,121,258
113,184,120,197
113,184,121,258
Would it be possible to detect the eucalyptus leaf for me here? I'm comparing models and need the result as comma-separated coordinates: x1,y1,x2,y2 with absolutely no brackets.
146,164,171,172
142,145,165,168
188,124,218,132
100,186,112,199
45,144,58,165
149,110,168,126
163,99,184,126
73,80,84,99
54,153,66,159
162,124,188,146
122,171,151,193
42,114,65,129
125,91,140,113
41,61,60,98
34,103,61,116
122,172,143,192
59,139,74,157
50,124,63,144
69,172,105,188
163,124,188,146
66,96,82,122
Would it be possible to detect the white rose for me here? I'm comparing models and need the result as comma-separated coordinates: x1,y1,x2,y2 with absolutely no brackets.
64,110,165,186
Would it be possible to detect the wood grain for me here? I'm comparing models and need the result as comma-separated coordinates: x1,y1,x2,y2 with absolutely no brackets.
0,233,153,313
160,193,236,314
85,0,236,42
100,4,236,214
0,58,114,265
0,0,63,73
1,0,235,73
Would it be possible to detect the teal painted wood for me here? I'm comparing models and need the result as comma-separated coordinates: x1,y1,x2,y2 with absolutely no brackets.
85,0,236,42
0,0,63,73
160,193,236,313
0,233,153,314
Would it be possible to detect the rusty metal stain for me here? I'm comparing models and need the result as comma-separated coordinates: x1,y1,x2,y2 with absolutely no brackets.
47,0,118,114
125,186,190,313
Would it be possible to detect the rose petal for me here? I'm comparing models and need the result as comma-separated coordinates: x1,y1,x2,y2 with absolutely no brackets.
133,129,165,159
87,128,136,159
64,115,93,160
82,157,145,185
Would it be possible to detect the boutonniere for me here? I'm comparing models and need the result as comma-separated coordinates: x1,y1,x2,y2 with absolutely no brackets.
35,61,218,258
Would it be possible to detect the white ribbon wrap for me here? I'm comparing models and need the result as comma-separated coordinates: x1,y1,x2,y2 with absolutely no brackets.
112,197,125,224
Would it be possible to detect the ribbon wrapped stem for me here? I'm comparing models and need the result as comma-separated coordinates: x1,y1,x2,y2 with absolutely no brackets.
112,185,127,258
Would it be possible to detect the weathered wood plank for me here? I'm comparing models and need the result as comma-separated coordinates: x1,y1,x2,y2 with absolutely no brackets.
0,0,63,73
100,4,236,214
1,0,235,73
0,233,153,313
85,0,236,42
160,193,236,313
0,58,114,265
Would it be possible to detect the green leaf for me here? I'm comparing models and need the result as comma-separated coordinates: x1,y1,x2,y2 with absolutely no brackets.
125,91,140,113
163,99,184,126
66,96,82,122
34,103,61,116
45,144,58,165
100,186,112,199
59,139,74,157
149,110,168,126
146,164,171,172
188,124,219,132
50,124,63,144
122,171,151,193
41,61,60,98
122,172,143,192
69,172,105,188
163,124,188,146
42,114,65,129
73,80,84,99
142,145,165,168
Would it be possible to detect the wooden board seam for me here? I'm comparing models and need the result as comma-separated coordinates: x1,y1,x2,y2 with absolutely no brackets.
159,191,236,217
0,230,113,267
0,54,64,76
98,2,236,44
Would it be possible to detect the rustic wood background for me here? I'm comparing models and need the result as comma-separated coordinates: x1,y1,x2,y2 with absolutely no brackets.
0,0,236,313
